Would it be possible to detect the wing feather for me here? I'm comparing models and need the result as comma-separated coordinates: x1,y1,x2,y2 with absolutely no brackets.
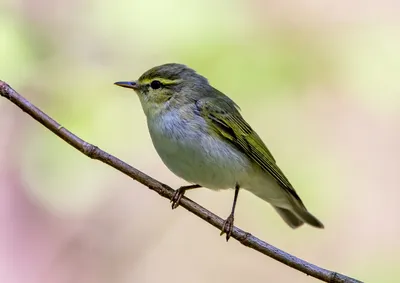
197,97,302,202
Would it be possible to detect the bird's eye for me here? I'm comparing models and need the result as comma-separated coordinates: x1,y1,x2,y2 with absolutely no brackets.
150,80,163,90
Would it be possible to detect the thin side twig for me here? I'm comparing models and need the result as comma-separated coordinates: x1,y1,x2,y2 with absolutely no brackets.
0,81,362,283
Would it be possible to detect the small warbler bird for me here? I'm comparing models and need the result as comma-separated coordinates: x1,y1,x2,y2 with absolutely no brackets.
115,63,323,240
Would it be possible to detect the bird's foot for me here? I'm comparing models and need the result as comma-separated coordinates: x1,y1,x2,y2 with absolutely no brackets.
170,184,201,209
220,214,235,241
171,187,186,209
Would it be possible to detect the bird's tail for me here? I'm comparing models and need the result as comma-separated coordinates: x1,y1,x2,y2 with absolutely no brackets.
248,187,324,229
288,193,325,228
297,207,324,228
274,205,324,229
273,207,304,228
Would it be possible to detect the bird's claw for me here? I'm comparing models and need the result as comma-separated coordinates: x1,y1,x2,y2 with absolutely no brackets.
220,214,235,241
171,188,185,209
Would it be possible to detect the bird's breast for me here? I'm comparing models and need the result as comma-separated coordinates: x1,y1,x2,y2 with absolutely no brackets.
146,110,251,190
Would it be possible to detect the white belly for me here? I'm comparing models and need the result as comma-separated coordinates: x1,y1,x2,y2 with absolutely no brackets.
147,111,252,190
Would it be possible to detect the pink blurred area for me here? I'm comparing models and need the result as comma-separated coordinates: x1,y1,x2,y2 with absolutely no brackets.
1,1,400,282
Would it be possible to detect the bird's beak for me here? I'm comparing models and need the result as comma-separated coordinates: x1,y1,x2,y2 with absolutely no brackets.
114,81,139,90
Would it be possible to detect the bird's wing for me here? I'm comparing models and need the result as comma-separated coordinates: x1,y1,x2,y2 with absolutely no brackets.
196,97,302,202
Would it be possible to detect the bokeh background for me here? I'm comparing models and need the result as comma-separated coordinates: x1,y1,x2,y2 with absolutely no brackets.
1,1,399,282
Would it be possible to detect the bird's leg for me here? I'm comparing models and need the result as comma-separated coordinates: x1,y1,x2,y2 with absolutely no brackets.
171,184,202,209
220,183,240,241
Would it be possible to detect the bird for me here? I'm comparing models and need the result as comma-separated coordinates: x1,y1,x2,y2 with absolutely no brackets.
115,63,324,240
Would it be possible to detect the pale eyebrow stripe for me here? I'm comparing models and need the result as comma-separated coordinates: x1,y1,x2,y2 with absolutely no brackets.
140,78,182,85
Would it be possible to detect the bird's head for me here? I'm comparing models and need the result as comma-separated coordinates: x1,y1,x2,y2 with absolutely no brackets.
115,63,209,117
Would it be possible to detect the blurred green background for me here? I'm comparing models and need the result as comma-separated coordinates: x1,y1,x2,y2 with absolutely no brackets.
1,1,399,282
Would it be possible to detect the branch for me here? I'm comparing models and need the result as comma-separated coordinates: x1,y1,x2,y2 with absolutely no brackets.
0,81,362,283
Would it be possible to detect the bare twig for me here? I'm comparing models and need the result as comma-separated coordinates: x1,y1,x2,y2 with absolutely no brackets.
0,81,362,283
